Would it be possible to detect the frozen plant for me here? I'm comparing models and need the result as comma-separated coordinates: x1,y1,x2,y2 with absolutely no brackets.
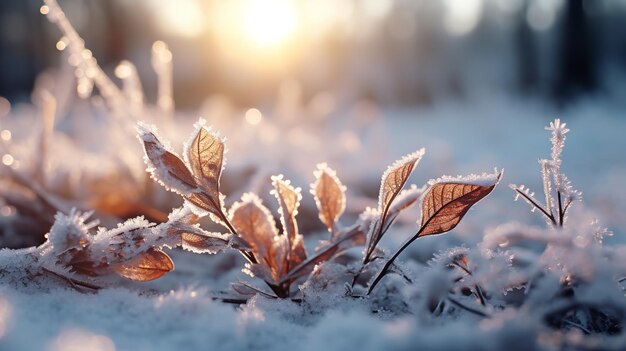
510,119,582,227
136,117,500,299
0,204,238,291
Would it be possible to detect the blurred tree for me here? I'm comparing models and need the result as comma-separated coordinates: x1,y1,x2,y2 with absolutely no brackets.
554,0,598,102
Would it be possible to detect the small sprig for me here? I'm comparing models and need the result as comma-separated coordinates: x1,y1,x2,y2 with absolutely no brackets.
510,119,581,227
367,171,501,295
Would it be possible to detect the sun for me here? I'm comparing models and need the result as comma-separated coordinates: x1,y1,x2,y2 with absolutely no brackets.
242,0,297,48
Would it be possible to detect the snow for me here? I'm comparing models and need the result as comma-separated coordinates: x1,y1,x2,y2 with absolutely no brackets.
427,169,502,187
3,99,626,350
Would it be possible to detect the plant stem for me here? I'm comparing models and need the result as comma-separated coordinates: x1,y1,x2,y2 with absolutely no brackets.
447,296,490,318
557,191,564,227
366,226,425,295
514,189,556,226
216,209,258,264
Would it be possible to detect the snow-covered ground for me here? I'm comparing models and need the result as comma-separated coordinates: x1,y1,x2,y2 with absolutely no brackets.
2,94,626,351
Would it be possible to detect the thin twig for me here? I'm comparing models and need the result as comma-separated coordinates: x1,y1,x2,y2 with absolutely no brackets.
447,296,490,318
514,189,556,225
557,191,564,227
42,267,101,292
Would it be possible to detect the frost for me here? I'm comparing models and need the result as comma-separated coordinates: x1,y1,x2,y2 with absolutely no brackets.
426,168,502,187
46,209,97,253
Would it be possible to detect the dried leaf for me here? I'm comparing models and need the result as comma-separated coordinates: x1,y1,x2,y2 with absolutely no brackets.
185,121,225,214
271,235,290,278
244,263,277,284
366,149,425,255
278,227,363,285
378,184,426,233
185,192,223,218
378,149,425,214
228,235,253,251
388,184,425,217
181,232,229,254
419,172,501,237
278,242,339,284
271,175,306,268
229,193,278,262
112,248,174,281
311,163,346,232
139,127,197,194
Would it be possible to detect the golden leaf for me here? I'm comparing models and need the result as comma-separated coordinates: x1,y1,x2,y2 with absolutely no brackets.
229,193,278,263
310,163,346,232
185,122,224,212
419,173,500,237
112,248,174,281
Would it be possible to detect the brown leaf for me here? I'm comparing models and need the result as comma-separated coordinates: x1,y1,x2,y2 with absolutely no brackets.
271,175,301,241
271,175,306,268
139,127,197,194
367,149,425,255
378,149,425,215
186,192,222,218
380,184,426,231
419,173,501,237
229,193,278,263
185,123,225,214
181,232,229,254
310,163,346,232
278,227,364,285
112,248,174,281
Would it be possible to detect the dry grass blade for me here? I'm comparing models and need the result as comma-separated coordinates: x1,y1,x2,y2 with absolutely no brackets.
186,123,224,203
311,163,346,233
419,182,497,237
229,193,278,262
231,281,278,298
112,248,174,281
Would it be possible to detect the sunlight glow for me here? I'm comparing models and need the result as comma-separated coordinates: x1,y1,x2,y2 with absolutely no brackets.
149,0,206,38
2,154,14,166
444,0,483,36
242,0,297,48
245,108,263,125
0,130,11,141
